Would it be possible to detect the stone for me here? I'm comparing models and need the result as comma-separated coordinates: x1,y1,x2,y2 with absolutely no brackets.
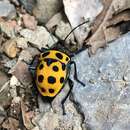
46,12,63,30
70,32,130,130
63,0,103,45
34,99,83,130
34,82,83,130
9,60,32,86
20,26,57,49
0,0,16,19
19,0,36,13
10,76,21,97
26,47,40,57
33,0,62,23
55,20,75,45
18,50,32,63
4,59,17,69
0,20,19,38
16,37,28,49
38,96,51,114
37,112,59,130
12,96,21,104
51,82,70,114
32,126,40,130
22,13,37,30
3,39,17,58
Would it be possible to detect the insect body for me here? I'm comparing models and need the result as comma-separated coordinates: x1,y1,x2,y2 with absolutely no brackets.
29,47,86,115
36,50,71,98
29,47,85,105
29,21,89,114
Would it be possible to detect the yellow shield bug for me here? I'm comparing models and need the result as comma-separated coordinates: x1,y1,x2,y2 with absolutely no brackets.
29,21,90,114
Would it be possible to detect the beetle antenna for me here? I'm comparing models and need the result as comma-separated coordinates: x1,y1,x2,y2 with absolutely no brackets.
63,19,89,42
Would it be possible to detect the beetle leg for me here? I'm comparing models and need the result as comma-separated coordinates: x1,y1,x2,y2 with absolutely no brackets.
61,78,74,115
70,61,85,86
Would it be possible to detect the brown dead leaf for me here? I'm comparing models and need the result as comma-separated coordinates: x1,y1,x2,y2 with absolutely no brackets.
21,100,35,129
86,0,130,54
2,117,19,130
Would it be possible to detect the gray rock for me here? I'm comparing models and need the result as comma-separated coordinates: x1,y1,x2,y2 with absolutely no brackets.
46,12,76,46
0,21,17,38
9,61,32,86
34,82,83,130
34,100,82,130
55,20,75,45
18,50,32,63
16,37,28,49
33,0,62,23
26,47,40,57
63,0,103,45
46,12,63,30
4,59,17,69
20,26,58,49
0,0,16,19
38,96,51,114
10,76,21,97
70,32,130,130
2,39,17,58
18,0,36,13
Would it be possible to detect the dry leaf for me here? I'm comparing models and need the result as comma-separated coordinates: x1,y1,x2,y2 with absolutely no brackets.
2,117,19,130
86,0,130,54
21,100,35,129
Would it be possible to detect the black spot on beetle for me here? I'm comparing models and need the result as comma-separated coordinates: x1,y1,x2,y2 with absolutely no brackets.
39,64,44,70
62,63,66,71
41,87,46,92
48,76,56,84
49,88,55,93
44,59,57,66
53,66,59,72
38,75,44,82
60,77,64,83
42,52,50,57
56,53,63,59
66,57,69,61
